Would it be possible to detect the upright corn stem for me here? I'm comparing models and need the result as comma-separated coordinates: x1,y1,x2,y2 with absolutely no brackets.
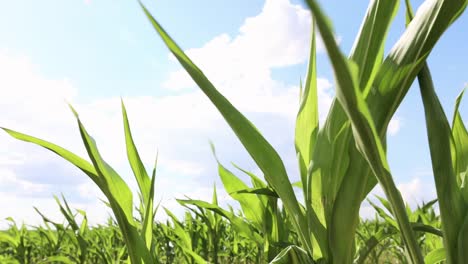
304,2,424,262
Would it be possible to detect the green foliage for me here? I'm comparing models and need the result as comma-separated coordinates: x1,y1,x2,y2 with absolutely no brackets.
1,0,467,263
0,197,450,263
137,0,467,262
2,102,158,264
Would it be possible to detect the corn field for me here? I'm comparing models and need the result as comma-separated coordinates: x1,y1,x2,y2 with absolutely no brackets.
0,195,446,263
1,0,468,263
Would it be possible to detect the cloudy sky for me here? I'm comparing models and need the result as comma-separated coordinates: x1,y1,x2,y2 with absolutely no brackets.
0,0,467,228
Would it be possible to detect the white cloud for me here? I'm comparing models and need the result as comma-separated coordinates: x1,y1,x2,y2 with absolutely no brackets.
317,78,334,122
388,116,402,136
398,177,436,205
360,174,437,219
0,154,25,166
77,181,105,200
160,158,205,176
0,168,48,194
0,51,105,225
162,0,326,93
161,0,335,124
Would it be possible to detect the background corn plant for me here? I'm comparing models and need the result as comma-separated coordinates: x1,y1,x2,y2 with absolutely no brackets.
177,144,297,262
2,102,160,264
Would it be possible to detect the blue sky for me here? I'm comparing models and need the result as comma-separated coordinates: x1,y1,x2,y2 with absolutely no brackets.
0,0,466,227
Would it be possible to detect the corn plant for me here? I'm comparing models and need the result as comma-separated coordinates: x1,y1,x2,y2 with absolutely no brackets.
139,0,467,262
355,217,397,263
176,197,264,260
2,101,158,264
177,185,224,264
400,1,468,263
55,196,90,264
2,0,467,263
417,53,468,264
363,196,443,263
178,144,296,262
89,220,127,263
0,218,35,264
162,208,207,263
152,221,176,263
33,208,71,261
34,195,91,263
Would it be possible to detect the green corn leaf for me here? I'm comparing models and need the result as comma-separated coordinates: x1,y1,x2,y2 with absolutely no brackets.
231,162,267,188
305,0,424,263
418,63,466,263
38,256,75,264
411,223,443,237
368,199,397,228
139,2,311,254
349,0,400,95
405,0,416,26
294,21,319,256
233,187,279,198
122,100,152,206
231,162,284,259
354,0,468,201
292,181,303,189
76,164,150,263
424,248,446,264
179,203,209,225
54,195,79,231
302,0,399,261
353,0,468,200
142,157,157,250
231,163,272,214
164,208,192,250
421,198,439,212
367,0,468,132
164,207,208,264
34,207,63,230
458,213,468,262
211,144,264,228
3,105,153,264
177,199,263,244
375,195,395,217
0,128,100,188
71,107,135,223
451,89,468,200
355,226,398,264
212,183,218,206
199,183,218,231
180,248,207,264
0,233,19,248
295,20,318,193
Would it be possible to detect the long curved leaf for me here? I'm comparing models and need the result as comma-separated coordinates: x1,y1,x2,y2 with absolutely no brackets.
139,2,311,254
418,63,466,263
305,1,424,263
